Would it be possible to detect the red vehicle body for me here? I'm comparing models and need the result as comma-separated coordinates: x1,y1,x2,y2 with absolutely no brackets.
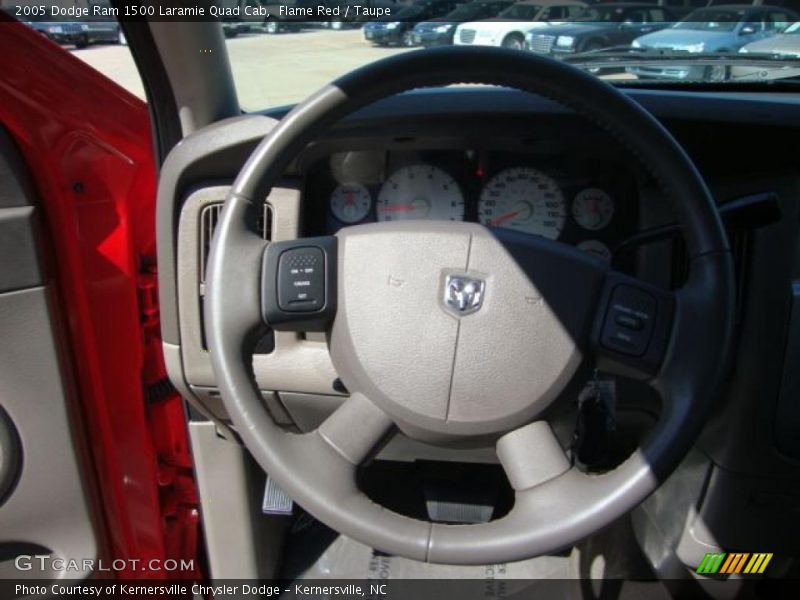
0,16,200,579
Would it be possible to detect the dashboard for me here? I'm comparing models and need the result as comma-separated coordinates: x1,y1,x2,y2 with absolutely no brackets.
155,88,800,436
154,85,800,581
303,147,641,265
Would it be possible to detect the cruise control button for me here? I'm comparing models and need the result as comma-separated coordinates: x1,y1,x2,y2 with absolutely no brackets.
611,331,636,347
277,247,325,312
601,284,657,356
614,313,644,330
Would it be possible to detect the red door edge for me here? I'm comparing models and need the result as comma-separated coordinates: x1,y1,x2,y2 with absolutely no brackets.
0,17,202,580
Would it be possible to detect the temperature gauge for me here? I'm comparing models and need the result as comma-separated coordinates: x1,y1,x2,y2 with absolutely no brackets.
578,240,612,263
330,183,372,224
572,188,614,231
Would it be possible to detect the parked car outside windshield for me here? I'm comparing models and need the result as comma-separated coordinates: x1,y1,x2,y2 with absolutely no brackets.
627,5,798,81
732,20,800,81
363,0,467,46
412,0,514,47
525,3,675,56
740,19,800,57
453,0,586,50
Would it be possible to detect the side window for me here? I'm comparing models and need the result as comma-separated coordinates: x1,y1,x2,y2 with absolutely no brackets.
767,11,792,31
623,9,649,24
544,7,566,20
566,5,583,18
432,3,451,17
491,2,508,16
742,13,767,33
648,8,667,22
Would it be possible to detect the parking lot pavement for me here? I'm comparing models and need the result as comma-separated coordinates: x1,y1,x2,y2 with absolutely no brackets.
71,42,147,100
226,29,412,109
72,28,413,109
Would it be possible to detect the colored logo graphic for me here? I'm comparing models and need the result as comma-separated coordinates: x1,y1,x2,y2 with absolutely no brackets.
696,552,773,575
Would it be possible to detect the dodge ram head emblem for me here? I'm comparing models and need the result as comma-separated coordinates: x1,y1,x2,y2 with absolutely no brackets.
444,275,485,316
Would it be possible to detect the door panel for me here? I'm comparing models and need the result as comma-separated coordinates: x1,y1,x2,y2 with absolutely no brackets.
0,127,99,580
0,289,99,580
0,206,40,293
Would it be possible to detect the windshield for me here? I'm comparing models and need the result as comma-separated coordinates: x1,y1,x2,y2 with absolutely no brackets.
497,4,541,20
8,1,799,110
783,21,800,34
219,7,800,109
673,9,747,32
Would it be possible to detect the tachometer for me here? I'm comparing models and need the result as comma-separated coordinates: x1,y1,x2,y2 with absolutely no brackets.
478,167,566,239
376,164,464,222
572,188,614,231
330,183,372,224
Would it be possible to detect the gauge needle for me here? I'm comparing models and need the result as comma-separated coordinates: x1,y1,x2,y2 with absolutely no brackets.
489,210,520,227
379,203,420,214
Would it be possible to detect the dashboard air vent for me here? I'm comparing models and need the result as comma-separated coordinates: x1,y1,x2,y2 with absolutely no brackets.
199,202,272,293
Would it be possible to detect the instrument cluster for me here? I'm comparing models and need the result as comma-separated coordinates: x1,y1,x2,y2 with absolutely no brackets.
305,149,638,263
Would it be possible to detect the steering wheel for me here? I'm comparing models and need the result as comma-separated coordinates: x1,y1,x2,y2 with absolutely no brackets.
205,47,733,564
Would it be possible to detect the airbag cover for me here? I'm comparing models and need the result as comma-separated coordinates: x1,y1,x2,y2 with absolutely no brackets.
330,221,595,438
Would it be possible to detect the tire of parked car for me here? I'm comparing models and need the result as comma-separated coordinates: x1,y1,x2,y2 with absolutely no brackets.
75,35,88,49
501,33,525,51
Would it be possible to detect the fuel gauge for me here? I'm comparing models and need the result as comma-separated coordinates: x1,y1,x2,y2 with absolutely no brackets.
578,240,612,263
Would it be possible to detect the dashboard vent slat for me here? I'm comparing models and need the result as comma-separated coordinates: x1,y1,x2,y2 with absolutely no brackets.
199,203,223,289
199,202,272,293
256,202,273,242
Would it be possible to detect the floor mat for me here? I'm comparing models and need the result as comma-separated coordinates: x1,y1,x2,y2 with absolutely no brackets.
280,515,671,599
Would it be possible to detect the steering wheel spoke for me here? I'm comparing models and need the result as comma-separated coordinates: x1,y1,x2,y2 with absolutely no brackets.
318,392,395,465
590,268,675,381
496,421,570,492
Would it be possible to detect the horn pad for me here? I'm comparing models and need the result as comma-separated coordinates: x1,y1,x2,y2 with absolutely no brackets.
330,221,604,441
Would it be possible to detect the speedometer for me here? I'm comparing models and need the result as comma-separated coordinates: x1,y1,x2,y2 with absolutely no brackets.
478,167,566,239
376,164,464,222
